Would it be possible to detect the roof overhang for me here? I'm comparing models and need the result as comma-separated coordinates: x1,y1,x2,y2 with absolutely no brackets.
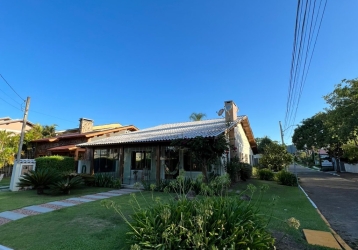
77,117,255,149
47,145,85,152
240,117,258,154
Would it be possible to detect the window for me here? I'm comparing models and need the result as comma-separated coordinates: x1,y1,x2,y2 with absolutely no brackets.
164,147,180,173
183,150,202,171
131,151,151,170
94,148,119,173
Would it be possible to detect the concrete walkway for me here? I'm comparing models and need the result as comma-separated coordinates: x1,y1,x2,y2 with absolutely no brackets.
0,188,140,250
289,164,358,250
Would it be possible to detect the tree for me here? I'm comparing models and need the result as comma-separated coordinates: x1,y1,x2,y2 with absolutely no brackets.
292,112,327,150
324,78,358,144
189,113,206,121
42,124,57,138
0,131,19,169
256,136,273,154
259,142,293,171
171,134,229,182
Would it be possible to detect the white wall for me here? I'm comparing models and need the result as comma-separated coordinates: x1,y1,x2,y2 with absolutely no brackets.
344,163,358,173
232,124,254,165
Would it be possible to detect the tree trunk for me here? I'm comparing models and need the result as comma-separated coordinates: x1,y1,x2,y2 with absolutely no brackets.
202,161,208,183
336,157,341,173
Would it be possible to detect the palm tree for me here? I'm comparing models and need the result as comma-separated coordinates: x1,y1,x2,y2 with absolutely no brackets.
42,124,57,138
189,112,206,121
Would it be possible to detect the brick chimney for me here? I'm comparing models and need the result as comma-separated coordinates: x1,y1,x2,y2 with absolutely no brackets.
224,100,239,122
79,118,93,133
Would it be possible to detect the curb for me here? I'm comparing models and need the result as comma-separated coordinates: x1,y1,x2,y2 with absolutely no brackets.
316,209,352,250
298,184,352,250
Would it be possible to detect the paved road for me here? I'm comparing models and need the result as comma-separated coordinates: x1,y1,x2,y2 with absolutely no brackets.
288,164,358,249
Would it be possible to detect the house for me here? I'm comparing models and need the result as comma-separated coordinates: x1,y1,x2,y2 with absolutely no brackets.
0,117,34,134
31,118,138,161
77,101,258,185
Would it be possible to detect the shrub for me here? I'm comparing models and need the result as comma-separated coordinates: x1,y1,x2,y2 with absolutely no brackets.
17,168,61,194
94,173,121,188
239,162,252,181
257,168,274,181
50,176,84,194
35,156,75,173
79,174,95,186
113,178,121,188
275,170,297,186
225,157,240,182
156,179,171,192
200,173,231,196
252,166,259,177
107,196,274,249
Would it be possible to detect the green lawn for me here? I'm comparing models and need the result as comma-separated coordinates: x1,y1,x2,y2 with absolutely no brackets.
0,191,170,250
0,180,335,250
0,176,11,187
0,186,113,212
231,179,332,249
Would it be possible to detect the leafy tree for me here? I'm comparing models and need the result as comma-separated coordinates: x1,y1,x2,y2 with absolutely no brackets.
259,142,293,171
292,112,328,150
324,78,358,144
256,136,273,154
189,112,206,121
42,124,57,138
0,131,19,168
171,134,229,182
342,142,358,164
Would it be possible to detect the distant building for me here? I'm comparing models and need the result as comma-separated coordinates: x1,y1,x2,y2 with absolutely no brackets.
31,118,138,161
0,117,34,134
286,144,297,154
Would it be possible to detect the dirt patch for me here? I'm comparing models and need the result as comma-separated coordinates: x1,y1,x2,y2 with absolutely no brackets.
271,230,308,250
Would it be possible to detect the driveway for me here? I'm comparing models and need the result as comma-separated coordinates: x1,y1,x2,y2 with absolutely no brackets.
288,164,358,249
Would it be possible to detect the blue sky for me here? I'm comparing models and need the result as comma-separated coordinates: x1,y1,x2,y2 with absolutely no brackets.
0,1,357,144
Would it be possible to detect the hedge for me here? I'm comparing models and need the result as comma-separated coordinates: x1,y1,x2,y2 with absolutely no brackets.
35,156,75,173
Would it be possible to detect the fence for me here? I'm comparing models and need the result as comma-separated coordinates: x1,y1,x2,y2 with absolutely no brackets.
342,163,358,173
0,164,13,177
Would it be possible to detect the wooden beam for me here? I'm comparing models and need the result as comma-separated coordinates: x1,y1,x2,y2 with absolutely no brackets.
156,145,160,185
120,146,124,182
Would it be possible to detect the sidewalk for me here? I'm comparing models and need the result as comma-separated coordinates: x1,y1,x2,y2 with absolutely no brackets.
0,188,140,250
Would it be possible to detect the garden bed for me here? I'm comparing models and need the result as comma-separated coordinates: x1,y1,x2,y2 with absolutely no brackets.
0,179,334,249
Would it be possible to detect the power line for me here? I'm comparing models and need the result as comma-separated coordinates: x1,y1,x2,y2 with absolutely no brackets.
0,87,23,106
0,74,25,102
0,96,23,111
284,0,327,138
287,0,327,140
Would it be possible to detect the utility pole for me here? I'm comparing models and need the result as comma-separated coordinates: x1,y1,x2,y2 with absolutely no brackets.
16,97,31,162
279,121,285,145
10,97,30,191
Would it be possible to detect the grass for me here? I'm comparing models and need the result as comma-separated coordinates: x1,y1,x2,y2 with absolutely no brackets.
232,179,333,249
0,176,11,187
0,179,335,250
0,186,113,212
0,191,170,250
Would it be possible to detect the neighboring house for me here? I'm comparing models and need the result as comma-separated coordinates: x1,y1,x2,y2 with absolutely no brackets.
31,118,138,161
78,101,258,185
0,117,34,134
